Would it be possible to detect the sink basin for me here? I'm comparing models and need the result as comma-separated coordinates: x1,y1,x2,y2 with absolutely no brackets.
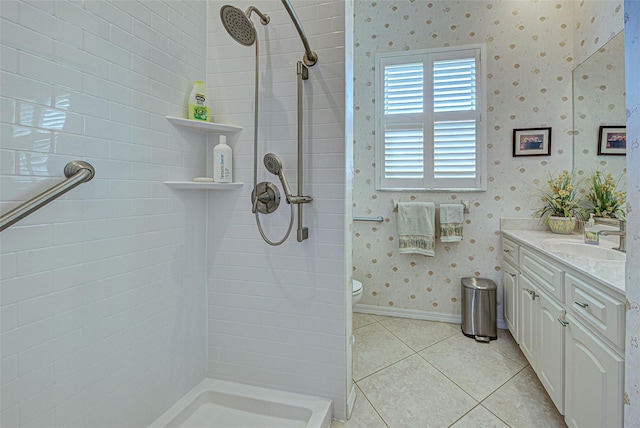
541,239,626,262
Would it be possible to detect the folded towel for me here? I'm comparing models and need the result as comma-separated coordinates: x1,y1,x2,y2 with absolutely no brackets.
398,202,435,256
440,204,464,242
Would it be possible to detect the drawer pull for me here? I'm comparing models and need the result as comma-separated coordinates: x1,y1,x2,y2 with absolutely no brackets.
509,273,517,278
503,249,511,253
525,288,539,300
574,301,589,308
557,318,568,327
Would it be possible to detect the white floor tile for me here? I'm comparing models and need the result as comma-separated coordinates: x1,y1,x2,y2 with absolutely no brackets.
352,322,413,381
358,354,477,427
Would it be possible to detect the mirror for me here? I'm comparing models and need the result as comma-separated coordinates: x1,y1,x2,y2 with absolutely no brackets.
573,31,626,190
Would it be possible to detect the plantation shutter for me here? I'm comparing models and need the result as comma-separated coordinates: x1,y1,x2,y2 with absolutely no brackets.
376,46,485,191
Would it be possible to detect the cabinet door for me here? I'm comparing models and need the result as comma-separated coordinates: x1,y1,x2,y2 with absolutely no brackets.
565,314,624,428
537,290,565,414
503,261,519,343
519,274,538,370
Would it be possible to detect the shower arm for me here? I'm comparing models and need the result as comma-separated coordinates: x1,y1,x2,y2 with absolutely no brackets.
281,0,318,67
246,5,270,25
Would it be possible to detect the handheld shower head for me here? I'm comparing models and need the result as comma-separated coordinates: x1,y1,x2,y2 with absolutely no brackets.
220,5,269,46
264,153,293,201
263,153,283,175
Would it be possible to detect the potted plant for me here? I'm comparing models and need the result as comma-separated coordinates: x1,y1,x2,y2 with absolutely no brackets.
586,170,626,221
534,170,584,234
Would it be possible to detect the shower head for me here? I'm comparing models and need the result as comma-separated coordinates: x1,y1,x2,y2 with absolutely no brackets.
264,153,293,200
220,4,269,47
263,153,283,175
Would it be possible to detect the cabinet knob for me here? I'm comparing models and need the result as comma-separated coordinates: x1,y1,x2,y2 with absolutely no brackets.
574,301,589,308
509,273,516,278
525,288,539,300
557,318,569,327
503,249,510,253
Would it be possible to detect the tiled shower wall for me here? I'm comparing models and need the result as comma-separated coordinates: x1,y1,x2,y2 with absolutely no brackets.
205,0,348,419
1,1,209,426
352,0,623,321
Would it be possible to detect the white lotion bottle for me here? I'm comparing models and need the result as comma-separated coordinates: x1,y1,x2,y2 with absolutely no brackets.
213,135,233,183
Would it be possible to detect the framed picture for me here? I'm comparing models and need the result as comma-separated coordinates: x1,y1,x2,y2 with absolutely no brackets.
513,127,552,157
598,126,626,155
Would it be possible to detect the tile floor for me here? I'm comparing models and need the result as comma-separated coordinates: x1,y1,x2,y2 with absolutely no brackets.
332,314,567,428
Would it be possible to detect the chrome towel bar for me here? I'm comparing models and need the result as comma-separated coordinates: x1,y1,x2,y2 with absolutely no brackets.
391,198,470,213
353,216,384,222
0,161,95,232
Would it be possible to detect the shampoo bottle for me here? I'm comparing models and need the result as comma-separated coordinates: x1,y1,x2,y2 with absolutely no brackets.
213,135,232,183
188,80,210,121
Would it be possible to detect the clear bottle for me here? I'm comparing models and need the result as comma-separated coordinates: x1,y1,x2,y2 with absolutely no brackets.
584,213,599,245
213,135,233,183
188,80,210,121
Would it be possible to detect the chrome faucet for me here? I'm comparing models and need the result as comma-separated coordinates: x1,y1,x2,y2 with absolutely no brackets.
598,220,626,253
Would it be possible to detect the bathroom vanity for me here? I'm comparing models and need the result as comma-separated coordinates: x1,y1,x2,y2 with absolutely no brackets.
501,229,625,428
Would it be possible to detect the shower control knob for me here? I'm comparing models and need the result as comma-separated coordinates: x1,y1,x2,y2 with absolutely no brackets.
251,182,280,214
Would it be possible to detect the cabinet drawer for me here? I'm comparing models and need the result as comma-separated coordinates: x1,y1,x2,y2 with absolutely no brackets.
566,273,625,349
502,237,519,266
520,247,563,301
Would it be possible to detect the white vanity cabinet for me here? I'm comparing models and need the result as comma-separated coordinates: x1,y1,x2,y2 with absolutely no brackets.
501,237,519,342
564,272,625,428
500,233,625,428
517,246,566,413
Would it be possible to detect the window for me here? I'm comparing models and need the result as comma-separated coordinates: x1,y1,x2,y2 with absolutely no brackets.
375,45,486,191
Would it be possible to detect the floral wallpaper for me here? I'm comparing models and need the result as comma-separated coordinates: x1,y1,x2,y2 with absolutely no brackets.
352,0,623,321
624,0,640,422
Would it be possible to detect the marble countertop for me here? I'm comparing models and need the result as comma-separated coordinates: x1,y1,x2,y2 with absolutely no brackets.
501,229,625,296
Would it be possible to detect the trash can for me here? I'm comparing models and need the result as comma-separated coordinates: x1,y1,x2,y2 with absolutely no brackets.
461,277,497,342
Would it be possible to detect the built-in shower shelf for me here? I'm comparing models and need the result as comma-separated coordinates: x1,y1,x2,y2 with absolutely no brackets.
165,116,242,134
164,181,244,190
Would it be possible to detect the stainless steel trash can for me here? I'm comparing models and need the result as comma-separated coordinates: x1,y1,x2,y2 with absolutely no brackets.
461,277,497,342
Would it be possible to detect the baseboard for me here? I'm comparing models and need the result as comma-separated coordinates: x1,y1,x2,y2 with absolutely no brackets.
354,304,508,330
346,382,357,420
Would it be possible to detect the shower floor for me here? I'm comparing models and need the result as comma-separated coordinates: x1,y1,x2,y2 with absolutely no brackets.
149,378,332,428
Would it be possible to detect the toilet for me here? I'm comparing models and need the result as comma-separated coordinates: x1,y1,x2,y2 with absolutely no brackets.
352,279,363,307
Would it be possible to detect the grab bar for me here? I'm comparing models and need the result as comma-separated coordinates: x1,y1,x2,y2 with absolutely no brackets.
354,216,384,222
0,161,95,232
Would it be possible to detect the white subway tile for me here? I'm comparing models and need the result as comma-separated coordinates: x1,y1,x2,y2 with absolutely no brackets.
132,18,169,51
83,32,132,69
84,116,131,143
0,96,16,124
0,45,17,73
0,319,53,359
111,0,152,26
18,386,56,426
18,52,81,92
52,40,110,77
83,74,131,104
140,0,169,20
0,149,16,174
0,17,54,60
0,305,18,333
0,73,52,106
54,0,110,39
20,1,82,48
83,0,132,32
16,102,83,134
0,252,17,281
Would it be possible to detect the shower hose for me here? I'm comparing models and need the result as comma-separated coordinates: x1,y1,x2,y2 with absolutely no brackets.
251,40,294,246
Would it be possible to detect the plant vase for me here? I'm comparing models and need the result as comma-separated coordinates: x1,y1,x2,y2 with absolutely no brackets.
547,216,576,234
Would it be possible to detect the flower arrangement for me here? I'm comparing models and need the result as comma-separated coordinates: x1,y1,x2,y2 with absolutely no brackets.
586,170,626,219
534,170,584,223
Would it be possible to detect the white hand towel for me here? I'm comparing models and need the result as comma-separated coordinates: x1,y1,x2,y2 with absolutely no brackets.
440,204,464,242
398,202,435,256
